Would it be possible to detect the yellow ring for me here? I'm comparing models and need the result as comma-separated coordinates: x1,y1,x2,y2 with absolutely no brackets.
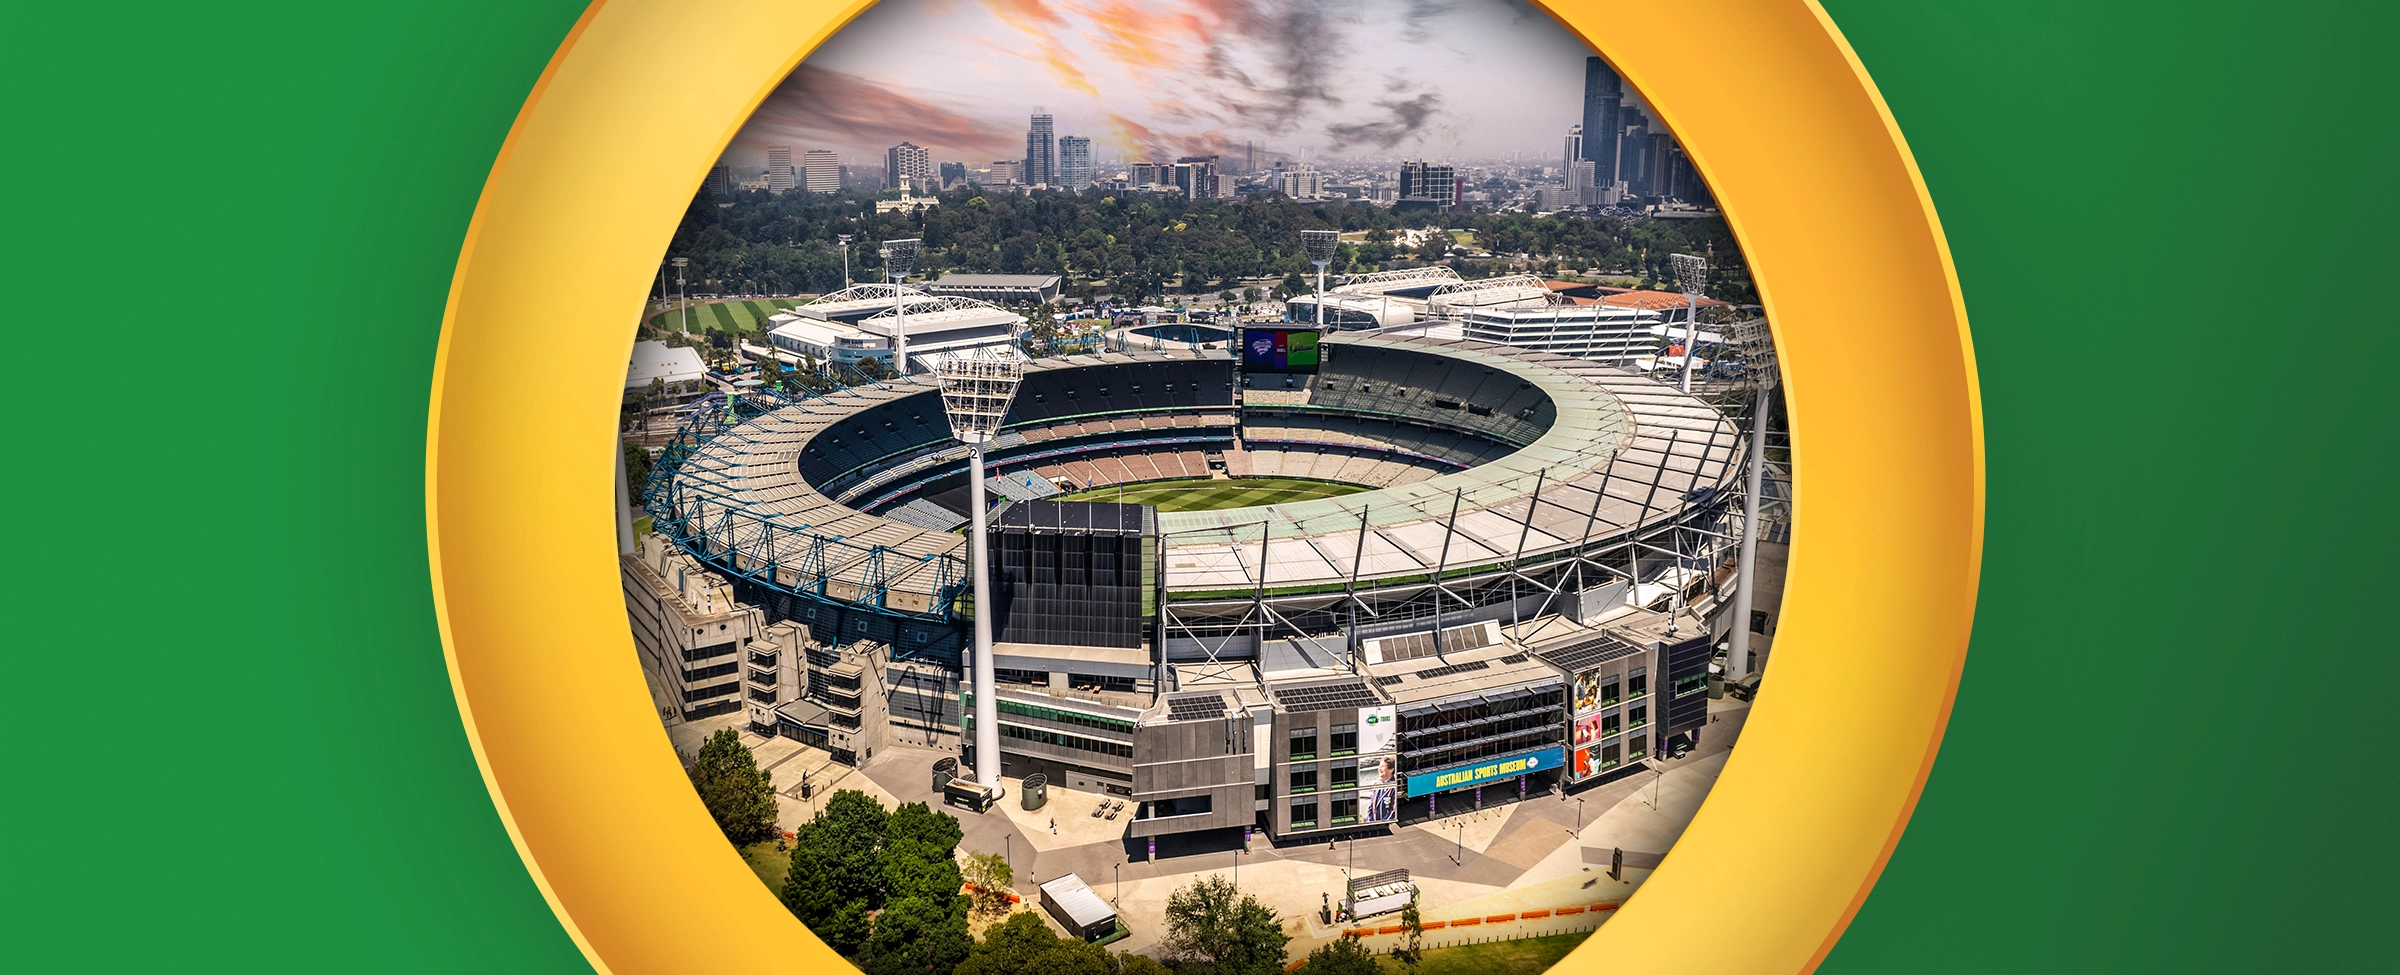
426,1,1981,972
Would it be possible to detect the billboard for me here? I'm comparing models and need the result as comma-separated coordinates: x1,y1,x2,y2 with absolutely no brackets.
1572,713,1608,749
1363,787,1397,824
1574,670,1605,714
1240,327,1320,373
1357,754,1398,790
1359,705,1397,754
1404,745,1567,796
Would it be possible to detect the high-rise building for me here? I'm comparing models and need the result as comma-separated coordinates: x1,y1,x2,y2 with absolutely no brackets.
803,150,841,193
1580,57,1624,188
1617,107,1650,195
1024,113,1055,187
939,161,967,186
766,144,796,193
989,159,1025,185
885,142,931,189
1174,155,1218,199
1130,162,1164,188
1398,160,1456,204
1057,135,1092,191
1562,125,1583,179
704,164,734,199
1568,159,1597,206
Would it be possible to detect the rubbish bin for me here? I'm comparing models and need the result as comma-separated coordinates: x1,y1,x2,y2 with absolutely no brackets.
1021,773,1048,811
933,757,958,793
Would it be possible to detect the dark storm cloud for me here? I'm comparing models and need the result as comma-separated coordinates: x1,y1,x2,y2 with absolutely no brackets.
1324,91,1445,150
730,64,1017,163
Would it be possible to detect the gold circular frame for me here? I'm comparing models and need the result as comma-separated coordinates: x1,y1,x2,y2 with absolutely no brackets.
426,1,1982,971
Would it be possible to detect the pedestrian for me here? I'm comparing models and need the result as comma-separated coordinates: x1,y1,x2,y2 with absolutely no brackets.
1050,817,1058,835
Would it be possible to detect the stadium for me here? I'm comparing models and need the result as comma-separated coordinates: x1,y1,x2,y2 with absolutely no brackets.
632,295,1781,852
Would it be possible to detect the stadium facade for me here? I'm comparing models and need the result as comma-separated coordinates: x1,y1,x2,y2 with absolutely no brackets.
635,330,1775,851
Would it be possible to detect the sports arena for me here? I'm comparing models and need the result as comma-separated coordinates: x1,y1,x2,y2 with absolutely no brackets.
636,315,1776,849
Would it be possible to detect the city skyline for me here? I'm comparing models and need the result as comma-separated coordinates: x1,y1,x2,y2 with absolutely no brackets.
723,0,1644,174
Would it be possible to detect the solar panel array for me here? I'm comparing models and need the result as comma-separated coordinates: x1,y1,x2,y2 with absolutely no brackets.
1374,622,1501,664
1165,693,1227,722
1272,681,1381,712
1373,675,1406,687
1533,633,1645,673
1412,659,1493,681
1497,653,1529,665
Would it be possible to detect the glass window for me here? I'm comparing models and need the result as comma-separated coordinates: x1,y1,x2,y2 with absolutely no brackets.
1626,735,1647,761
1331,765,1358,789
1600,742,1620,768
1330,723,1359,756
1331,798,1358,825
1627,672,1648,699
1601,711,1620,737
1289,727,1318,760
1290,769,1318,794
1629,703,1648,730
1599,678,1620,707
1290,802,1318,828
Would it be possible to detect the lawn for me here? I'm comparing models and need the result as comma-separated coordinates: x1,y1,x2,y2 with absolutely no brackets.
737,840,787,893
1380,931,1595,975
648,297,806,334
1055,476,1367,512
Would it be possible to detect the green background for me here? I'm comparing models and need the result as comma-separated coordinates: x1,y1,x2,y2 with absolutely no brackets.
3,1,2390,970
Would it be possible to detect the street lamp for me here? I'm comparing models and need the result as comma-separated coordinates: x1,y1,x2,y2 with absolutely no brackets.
1669,253,1707,393
672,257,691,334
938,347,1025,793
1452,819,1465,865
1574,797,1585,835
881,238,921,374
1722,317,1779,686
1302,230,1339,330
837,233,853,289
1115,861,1122,906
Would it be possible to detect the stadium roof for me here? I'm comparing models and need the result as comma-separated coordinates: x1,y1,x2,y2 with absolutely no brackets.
1600,290,1733,311
626,341,706,388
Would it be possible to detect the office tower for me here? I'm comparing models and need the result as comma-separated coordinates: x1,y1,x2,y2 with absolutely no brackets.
990,159,1024,184
1645,132,1674,198
939,161,967,186
1568,159,1597,206
1581,56,1624,188
1057,135,1092,191
1131,162,1163,188
1562,125,1583,177
1025,112,1055,187
1398,160,1456,203
704,164,734,199
886,142,931,189
1174,155,1218,199
803,150,840,193
765,144,795,193
1617,106,1650,195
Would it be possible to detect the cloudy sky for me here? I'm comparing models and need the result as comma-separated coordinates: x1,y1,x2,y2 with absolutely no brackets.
723,0,1641,173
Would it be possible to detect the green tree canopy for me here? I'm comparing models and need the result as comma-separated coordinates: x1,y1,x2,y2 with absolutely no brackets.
686,729,778,845
1301,935,1382,975
1160,874,1291,975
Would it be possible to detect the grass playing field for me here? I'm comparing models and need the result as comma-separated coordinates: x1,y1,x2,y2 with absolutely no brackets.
1055,476,1367,511
647,298,806,334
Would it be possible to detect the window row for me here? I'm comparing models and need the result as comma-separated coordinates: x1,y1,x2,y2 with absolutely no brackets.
1000,722,1133,759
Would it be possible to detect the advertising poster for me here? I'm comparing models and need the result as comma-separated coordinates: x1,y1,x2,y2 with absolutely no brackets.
1357,754,1397,790
1239,327,1320,374
1358,705,1397,754
1363,787,1397,825
1573,712,1607,748
1575,669,1603,714
1574,745,1597,780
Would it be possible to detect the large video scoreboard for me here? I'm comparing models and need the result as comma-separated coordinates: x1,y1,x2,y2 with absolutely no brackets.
1239,327,1321,374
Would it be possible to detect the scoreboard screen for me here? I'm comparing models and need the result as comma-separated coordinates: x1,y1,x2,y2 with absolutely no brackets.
1239,327,1321,374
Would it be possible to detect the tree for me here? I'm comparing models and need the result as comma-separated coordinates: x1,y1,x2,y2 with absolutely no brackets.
1391,896,1424,970
957,911,1112,975
687,729,778,845
860,893,973,975
622,441,652,496
1302,935,1381,975
961,851,1014,916
1160,874,1291,975
782,789,889,943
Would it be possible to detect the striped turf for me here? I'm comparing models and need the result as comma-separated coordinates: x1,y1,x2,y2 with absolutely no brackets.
1055,477,1367,512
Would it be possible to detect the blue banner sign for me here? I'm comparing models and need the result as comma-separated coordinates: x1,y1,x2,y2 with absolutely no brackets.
1405,746,1567,796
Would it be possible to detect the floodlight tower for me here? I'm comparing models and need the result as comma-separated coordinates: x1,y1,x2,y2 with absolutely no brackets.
837,234,854,288
1723,318,1779,684
881,238,921,374
938,349,1027,791
1670,253,1708,393
1302,230,1340,329
672,257,691,334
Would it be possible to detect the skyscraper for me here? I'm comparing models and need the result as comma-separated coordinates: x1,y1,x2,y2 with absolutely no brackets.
804,150,841,193
1398,160,1456,204
939,161,966,186
1617,107,1650,195
1580,57,1624,188
1174,155,1218,200
1057,135,1092,191
886,142,930,189
1562,125,1583,177
765,144,795,193
704,164,734,199
1024,112,1055,188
